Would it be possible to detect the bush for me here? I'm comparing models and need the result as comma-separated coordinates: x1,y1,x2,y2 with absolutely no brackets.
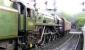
76,15,85,30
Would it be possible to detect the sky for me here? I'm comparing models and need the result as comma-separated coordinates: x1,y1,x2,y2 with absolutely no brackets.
35,0,84,15
3,0,85,15
56,0,84,15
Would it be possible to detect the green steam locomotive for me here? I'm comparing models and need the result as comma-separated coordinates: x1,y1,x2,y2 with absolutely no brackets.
0,0,71,50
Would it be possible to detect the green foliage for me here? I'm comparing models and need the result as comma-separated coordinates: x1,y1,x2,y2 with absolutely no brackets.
76,16,85,29
75,13,85,30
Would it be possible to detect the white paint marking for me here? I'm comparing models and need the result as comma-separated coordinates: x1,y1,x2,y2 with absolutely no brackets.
69,32,82,34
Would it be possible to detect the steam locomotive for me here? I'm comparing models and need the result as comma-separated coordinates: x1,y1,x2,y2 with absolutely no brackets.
0,0,71,50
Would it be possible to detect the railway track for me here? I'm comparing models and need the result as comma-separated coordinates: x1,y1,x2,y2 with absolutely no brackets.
30,32,83,50
57,34,80,50
0,32,83,50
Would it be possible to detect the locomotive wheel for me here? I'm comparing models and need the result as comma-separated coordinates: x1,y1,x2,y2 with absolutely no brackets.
37,27,53,46
46,34,51,43
51,34,56,41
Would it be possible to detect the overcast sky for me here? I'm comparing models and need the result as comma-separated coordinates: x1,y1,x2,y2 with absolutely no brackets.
36,0,85,15
56,0,84,15
4,0,85,15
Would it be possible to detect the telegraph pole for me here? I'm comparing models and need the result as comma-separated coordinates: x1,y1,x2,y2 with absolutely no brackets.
54,0,57,22
45,0,48,10
34,0,37,22
82,1,85,11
